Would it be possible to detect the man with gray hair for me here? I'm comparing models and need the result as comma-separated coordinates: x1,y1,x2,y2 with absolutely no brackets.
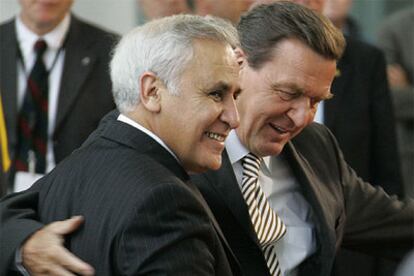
0,14,242,275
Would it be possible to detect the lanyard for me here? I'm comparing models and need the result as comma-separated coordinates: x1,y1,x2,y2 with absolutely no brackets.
17,44,64,79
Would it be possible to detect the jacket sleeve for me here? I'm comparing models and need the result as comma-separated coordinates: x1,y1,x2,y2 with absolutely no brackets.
328,127,414,259
0,183,45,275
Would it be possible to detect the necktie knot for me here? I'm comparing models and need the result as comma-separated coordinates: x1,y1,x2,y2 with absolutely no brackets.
242,153,262,179
34,39,47,56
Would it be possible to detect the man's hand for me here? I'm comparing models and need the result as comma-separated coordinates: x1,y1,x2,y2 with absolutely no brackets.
22,216,95,276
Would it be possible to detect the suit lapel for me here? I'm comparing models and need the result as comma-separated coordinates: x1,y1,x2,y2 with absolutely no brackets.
283,141,336,275
0,19,18,153
324,43,351,129
54,16,97,134
100,118,189,181
205,151,261,247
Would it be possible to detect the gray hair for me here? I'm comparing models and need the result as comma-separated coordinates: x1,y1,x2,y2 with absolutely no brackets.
110,14,239,113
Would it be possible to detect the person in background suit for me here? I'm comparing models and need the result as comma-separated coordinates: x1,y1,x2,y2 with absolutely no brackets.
0,0,118,192
377,8,414,199
0,14,242,275
1,2,413,276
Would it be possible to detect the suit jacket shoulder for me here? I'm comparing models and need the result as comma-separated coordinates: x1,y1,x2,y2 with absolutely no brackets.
35,119,238,275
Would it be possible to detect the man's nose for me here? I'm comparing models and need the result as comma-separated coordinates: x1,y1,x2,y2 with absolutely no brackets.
221,96,240,129
286,96,312,128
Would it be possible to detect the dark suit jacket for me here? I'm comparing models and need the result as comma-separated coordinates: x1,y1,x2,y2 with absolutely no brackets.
326,37,405,276
193,123,414,276
0,115,241,275
324,37,403,197
0,15,118,183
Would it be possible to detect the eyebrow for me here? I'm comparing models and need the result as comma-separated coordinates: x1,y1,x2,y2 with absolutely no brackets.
209,82,231,92
207,81,241,93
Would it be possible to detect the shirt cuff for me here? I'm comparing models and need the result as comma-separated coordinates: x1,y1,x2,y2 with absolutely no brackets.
15,247,30,276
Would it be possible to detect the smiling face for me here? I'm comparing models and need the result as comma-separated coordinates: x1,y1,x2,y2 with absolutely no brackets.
158,39,241,173
236,38,336,157
19,0,73,35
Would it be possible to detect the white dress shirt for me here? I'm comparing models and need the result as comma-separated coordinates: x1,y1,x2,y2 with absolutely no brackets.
313,101,325,124
16,13,70,173
225,130,316,276
117,114,180,163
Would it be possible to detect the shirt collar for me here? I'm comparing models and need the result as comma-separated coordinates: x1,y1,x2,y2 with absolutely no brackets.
225,129,271,168
117,114,180,164
16,13,71,53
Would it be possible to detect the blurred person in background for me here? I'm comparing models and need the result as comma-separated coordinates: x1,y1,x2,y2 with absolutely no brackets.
377,8,414,199
193,0,253,24
138,0,191,20
0,0,118,193
323,0,362,40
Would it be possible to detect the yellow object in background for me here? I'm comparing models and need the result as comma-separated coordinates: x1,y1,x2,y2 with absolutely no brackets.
0,97,10,172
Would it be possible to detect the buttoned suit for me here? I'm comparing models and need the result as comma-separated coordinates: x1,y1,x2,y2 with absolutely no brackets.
193,123,414,276
0,114,241,275
0,15,118,189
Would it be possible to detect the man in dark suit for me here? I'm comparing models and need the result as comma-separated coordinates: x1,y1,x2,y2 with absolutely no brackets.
0,14,243,275
1,2,413,276
0,0,118,192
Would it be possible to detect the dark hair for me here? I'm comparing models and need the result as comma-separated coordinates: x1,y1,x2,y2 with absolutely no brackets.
237,1,345,69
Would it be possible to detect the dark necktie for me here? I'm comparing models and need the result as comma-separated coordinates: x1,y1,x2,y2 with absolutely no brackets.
241,153,287,276
15,39,48,174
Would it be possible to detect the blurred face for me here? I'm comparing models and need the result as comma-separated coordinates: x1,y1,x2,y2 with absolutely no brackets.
323,0,353,25
139,0,190,20
236,38,336,157
19,0,73,35
196,0,253,23
159,40,241,173
252,0,325,13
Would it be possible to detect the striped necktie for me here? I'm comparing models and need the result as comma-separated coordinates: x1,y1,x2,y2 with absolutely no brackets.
14,39,48,174
241,153,287,276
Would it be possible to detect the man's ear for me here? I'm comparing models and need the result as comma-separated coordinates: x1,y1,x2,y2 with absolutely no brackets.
234,47,246,68
140,72,162,113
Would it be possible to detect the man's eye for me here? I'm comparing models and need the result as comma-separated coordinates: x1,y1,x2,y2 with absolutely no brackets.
277,90,301,101
209,91,223,101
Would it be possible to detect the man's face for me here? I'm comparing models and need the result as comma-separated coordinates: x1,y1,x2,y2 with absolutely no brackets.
159,39,241,173
19,0,73,33
236,38,336,157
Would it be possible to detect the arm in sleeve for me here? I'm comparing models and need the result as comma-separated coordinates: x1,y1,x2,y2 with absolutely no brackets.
334,130,414,259
0,184,44,274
